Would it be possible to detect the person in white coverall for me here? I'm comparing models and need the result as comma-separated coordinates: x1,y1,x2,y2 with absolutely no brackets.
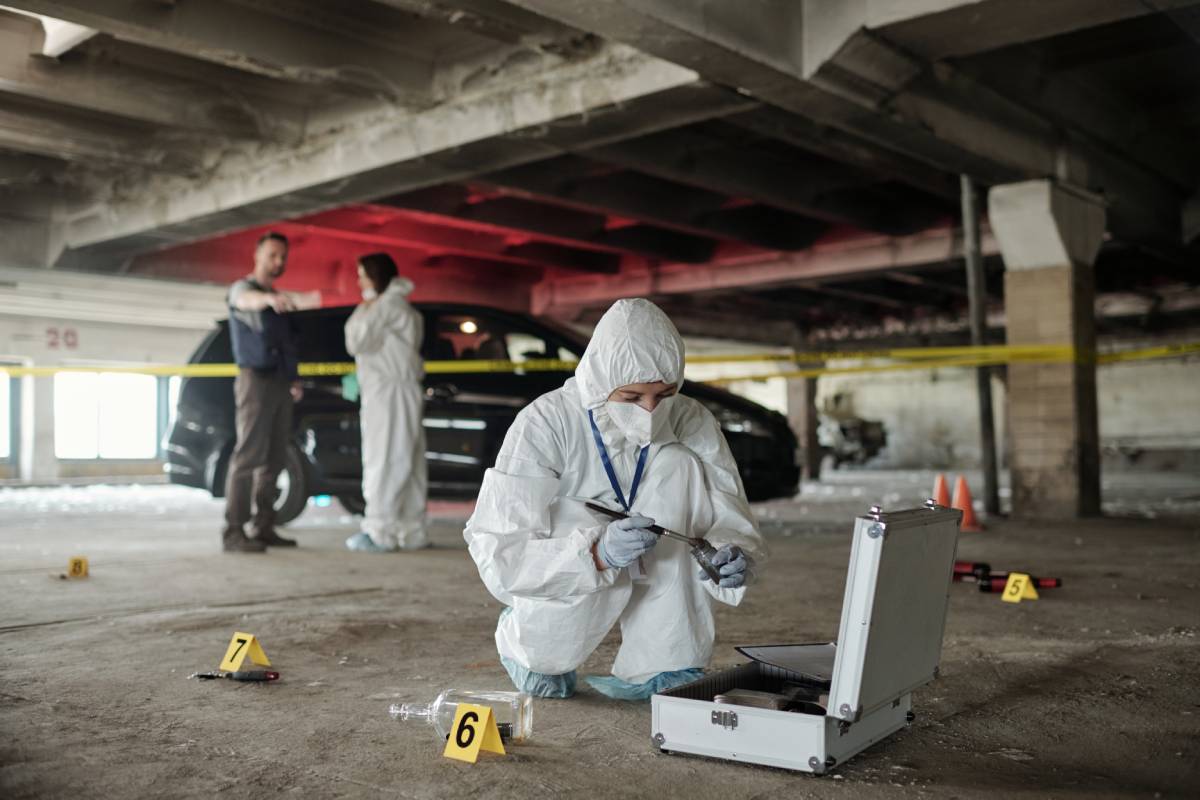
463,298,766,699
343,253,428,552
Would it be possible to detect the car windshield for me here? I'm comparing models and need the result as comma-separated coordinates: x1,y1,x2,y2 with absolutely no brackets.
428,313,582,364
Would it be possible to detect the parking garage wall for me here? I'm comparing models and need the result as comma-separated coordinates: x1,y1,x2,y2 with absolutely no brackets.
701,333,1200,473
815,369,1008,470
811,357,1200,471
0,315,215,482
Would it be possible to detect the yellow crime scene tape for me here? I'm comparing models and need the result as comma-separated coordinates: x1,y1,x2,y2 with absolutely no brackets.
0,342,1195,381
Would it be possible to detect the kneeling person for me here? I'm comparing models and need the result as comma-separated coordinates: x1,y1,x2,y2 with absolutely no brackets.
463,299,765,699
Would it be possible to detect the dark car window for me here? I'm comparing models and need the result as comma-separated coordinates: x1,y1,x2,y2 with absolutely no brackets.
295,309,353,363
180,324,234,412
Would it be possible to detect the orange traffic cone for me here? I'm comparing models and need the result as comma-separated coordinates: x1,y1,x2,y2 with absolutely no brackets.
951,475,984,532
932,473,951,508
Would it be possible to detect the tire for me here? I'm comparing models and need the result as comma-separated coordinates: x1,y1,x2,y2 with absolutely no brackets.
273,444,309,526
337,492,366,516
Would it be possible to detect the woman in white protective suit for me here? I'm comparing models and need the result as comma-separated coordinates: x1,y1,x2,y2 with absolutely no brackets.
343,253,428,552
464,298,766,699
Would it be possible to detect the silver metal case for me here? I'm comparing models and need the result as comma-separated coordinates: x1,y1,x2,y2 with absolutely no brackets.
651,504,961,773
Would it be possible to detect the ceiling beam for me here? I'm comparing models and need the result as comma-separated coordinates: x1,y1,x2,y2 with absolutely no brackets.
0,216,60,268
682,291,818,327
794,281,908,311
381,184,717,263
279,210,619,273
480,156,829,251
0,13,302,139
1151,0,1200,43
728,286,904,320
601,225,716,263
0,149,64,185
367,0,581,47
572,299,801,347
871,0,1200,62
483,156,721,225
500,0,1007,179
806,13,1189,242
0,101,189,167
699,205,830,252
532,224,1001,318
365,201,641,265
386,185,601,234
582,128,915,233
724,106,959,201
48,50,721,270
955,45,1198,190
884,270,969,299
505,0,1191,243
2,0,434,99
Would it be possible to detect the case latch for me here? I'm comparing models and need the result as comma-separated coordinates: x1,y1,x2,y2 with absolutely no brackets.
710,710,738,730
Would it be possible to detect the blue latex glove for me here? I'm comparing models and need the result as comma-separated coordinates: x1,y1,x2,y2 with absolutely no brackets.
584,669,704,701
699,544,749,588
597,515,657,569
500,654,576,699
341,372,360,403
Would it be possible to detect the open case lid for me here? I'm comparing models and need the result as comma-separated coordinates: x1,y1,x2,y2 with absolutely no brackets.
735,643,837,685
827,503,961,723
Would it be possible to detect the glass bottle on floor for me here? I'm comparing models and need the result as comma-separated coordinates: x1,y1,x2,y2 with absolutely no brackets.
389,689,533,742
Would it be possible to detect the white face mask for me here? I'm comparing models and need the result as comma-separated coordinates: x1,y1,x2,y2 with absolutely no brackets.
604,396,675,447
361,287,378,301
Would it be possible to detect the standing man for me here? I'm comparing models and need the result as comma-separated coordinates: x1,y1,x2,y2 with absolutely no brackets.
222,231,311,553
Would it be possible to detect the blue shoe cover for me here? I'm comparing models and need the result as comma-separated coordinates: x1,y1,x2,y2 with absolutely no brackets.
500,655,576,698
584,668,705,701
345,532,392,552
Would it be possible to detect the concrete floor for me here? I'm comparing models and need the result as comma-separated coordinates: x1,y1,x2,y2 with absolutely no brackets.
1,471,1197,799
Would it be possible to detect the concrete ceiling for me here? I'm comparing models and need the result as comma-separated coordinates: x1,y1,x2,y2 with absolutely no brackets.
1,0,1198,346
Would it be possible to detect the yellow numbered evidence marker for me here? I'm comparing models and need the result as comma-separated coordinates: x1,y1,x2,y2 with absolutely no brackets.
67,556,88,578
1001,572,1039,604
219,632,271,672
443,703,506,763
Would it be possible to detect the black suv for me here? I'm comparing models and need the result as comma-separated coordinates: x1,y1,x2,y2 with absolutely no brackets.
165,304,800,523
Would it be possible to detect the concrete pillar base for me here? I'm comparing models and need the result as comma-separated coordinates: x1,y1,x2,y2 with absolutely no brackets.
786,375,821,481
989,180,1104,518
1003,265,1100,517
23,376,58,482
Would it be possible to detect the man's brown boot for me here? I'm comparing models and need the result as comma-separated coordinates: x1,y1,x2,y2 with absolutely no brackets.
254,529,297,547
223,528,267,553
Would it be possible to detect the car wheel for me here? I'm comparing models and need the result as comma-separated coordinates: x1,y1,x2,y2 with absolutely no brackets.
273,445,308,525
337,492,366,516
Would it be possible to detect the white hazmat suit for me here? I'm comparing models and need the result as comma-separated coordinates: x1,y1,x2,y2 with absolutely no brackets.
464,299,766,683
345,277,428,550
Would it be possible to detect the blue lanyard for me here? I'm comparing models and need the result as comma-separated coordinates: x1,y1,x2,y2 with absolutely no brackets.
587,409,648,512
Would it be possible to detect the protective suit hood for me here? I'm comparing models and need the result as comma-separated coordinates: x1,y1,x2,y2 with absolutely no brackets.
574,299,685,411
385,276,415,298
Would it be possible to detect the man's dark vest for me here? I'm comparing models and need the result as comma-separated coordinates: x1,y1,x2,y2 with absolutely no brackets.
228,278,294,375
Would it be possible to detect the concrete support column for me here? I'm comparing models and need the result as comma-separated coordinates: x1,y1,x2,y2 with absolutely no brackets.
989,180,1105,518
786,375,822,481
22,376,57,482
